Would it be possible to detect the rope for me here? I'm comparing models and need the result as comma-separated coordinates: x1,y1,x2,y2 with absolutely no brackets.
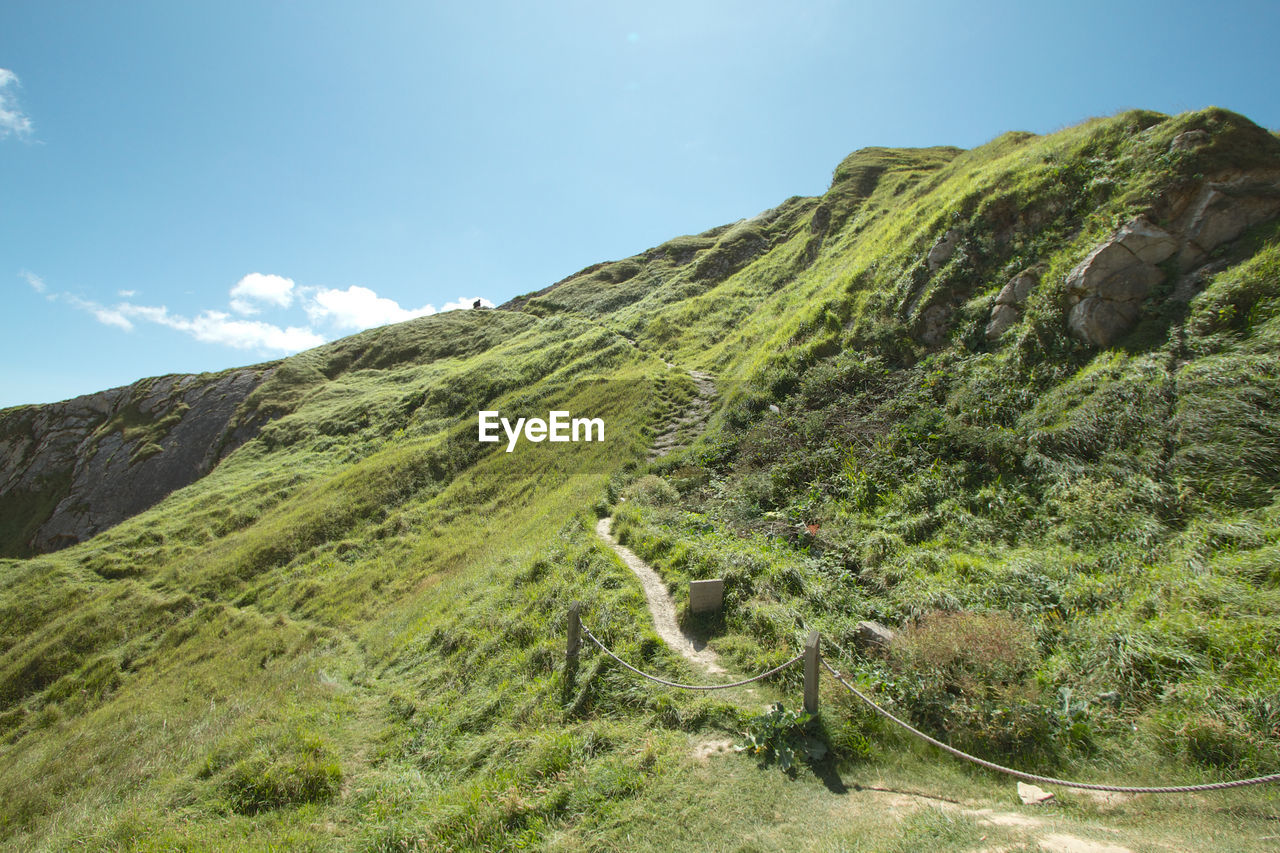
822,659,1280,794
578,622,802,691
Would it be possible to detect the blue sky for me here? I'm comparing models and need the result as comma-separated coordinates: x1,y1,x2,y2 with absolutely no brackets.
2,1,1278,407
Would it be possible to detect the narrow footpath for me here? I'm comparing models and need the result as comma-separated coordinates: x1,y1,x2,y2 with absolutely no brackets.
597,367,724,673
595,516,724,674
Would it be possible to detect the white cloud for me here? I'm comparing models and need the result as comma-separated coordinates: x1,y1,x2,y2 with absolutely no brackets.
302,287,494,331
20,270,46,293
230,272,295,314
118,289,137,297
62,294,322,352
304,285,438,330
48,269,489,355
0,68,33,140
116,303,324,351
64,295,135,331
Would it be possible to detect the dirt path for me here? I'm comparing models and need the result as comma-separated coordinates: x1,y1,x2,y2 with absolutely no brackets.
595,516,725,674
599,366,725,672
649,369,716,460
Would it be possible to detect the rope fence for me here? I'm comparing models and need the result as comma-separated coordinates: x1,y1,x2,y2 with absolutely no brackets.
820,659,1280,794
565,602,1280,795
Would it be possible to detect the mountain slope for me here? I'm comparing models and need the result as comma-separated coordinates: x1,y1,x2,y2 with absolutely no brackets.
0,365,276,556
3,107,1280,851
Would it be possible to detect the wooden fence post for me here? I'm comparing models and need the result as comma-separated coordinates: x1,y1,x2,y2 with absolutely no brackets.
803,629,820,715
566,601,582,663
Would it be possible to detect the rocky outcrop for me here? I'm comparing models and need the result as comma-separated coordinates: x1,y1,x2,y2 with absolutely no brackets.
0,366,274,555
1065,216,1178,346
927,228,962,272
918,304,953,347
1174,175,1280,268
1065,170,1280,346
985,269,1040,340
855,620,895,652
1170,129,1210,152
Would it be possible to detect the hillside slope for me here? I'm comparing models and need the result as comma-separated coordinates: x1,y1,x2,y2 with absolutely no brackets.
0,366,277,556
3,108,1280,851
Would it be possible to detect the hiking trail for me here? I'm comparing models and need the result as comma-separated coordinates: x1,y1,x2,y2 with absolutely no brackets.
596,368,724,672
595,516,725,674
649,369,716,460
601,368,1139,850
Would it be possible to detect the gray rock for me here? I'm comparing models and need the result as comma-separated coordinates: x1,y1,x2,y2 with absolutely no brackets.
1113,216,1178,265
1170,129,1210,152
1066,241,1141,296
919,304,952,346
1063,172,1280,347
0,366,276,554
1064,217,1173,346
1181,187,1249,265
986,269,1040,340
1091,260,1163,304
1178,181,1280,268
139,379,176,417
985,303,1022,340
1068,297,1143,348
996,269,1039,307
927,228,961,272
855,620,895,650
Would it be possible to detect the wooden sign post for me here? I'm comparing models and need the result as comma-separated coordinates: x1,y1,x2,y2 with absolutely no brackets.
803,630,820,715
566,601,581,662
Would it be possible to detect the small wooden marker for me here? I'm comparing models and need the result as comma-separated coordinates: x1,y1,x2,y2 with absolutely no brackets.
803,629,820,715
566,601,581,662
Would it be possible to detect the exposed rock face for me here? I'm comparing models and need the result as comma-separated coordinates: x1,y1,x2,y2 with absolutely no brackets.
1170,129,1210,152
855,620,895,651
1065,172,1280,346
1175,176,1280,268
0,366,274,555
1065,217,1177,346
985,269,1040,340
919,304,953,347
927,228,962,272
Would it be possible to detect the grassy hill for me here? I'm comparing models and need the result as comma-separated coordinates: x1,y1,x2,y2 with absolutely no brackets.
4,107,1280,851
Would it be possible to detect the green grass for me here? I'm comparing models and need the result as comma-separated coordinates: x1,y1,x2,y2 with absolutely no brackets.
4,107,1280,850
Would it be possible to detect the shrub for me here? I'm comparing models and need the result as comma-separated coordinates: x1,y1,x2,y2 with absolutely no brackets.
889,610,1057,761
1156,691,1280,774
624,475,679,507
